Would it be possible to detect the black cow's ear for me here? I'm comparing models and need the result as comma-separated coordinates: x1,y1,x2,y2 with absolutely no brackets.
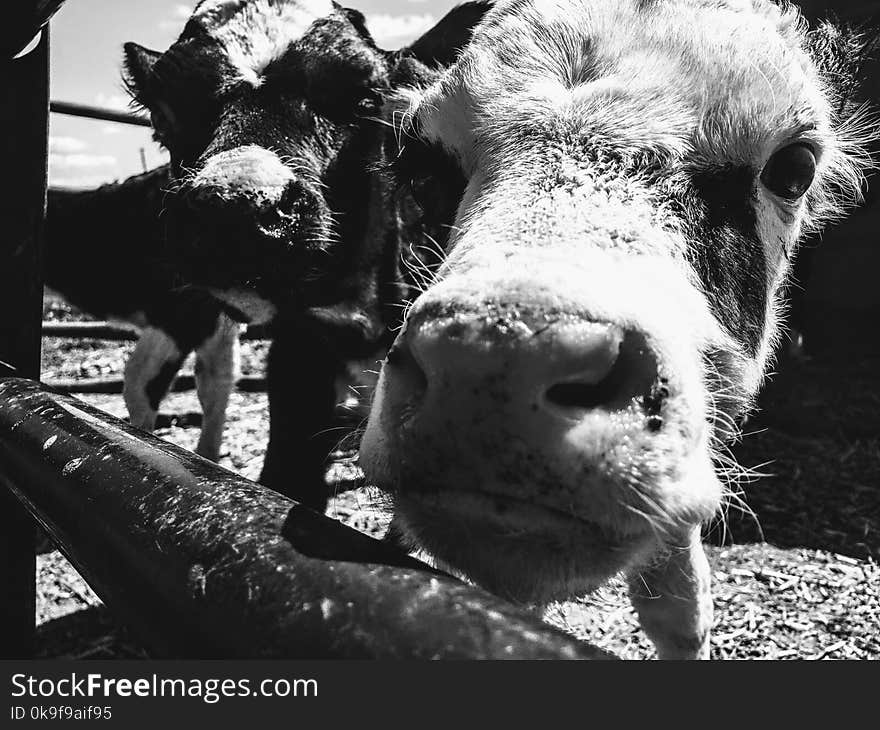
123,42,162,99
806,20,880,115
402,0,493,68
340,6,373,42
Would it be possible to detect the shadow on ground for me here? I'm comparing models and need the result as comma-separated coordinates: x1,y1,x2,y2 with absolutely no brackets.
708,350,880,563
35,608,148,660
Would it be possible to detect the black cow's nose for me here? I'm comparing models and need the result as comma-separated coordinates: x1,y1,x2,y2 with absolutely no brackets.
186,145,295,217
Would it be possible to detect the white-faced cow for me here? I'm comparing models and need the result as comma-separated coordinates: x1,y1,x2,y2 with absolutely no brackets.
360,0,875,658
46,167,240,462
122,0,492,509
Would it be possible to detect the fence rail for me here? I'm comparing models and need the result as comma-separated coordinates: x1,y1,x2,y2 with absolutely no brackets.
46,373,267,395
40,321,271,394
50,100,150,127
0,376,608,660
41,320,271,341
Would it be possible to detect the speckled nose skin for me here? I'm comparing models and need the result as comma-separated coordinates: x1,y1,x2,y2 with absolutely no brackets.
189,146,294,212
394,305,667,476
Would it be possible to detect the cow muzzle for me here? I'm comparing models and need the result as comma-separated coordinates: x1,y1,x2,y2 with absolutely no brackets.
360,264,724,602
169,145,330,309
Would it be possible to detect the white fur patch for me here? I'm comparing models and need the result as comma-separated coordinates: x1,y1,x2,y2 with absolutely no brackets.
194,0,335,85
403,0,857,193
123,327,182,430
194,313,241,460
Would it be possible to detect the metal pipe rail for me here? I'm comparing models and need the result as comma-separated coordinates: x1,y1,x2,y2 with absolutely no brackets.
41,320,271,341
50,100,150,127
46,374,266,395
40,321,141,340
0,377,611,660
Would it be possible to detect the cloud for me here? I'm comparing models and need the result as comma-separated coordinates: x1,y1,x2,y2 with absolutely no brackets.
158,4,193,31
366,13,436,47
49,135,116,173
157,7,437,48
49,136,87,154
50,153,117,169
49,148,118,187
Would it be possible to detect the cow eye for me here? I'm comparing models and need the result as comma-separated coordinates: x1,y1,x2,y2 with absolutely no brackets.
392,137,466,225
356,91,383,117
760,143,816,201
409,176,437,213
149,103,177,143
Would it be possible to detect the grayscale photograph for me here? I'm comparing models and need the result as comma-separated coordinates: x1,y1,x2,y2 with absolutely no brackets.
1,0,877,695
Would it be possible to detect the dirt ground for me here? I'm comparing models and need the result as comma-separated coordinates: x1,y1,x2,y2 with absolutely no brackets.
29,294,880,660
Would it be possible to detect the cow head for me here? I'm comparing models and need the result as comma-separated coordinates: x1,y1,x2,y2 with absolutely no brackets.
123,0,492,336
361,0,876,604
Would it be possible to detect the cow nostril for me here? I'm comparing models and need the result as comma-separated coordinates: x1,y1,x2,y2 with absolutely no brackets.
543,331,658,417
545,378,620,411
545,356,629,411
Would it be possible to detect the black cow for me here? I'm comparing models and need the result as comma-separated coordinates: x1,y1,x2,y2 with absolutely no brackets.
46,167,239,461
122,0,492,509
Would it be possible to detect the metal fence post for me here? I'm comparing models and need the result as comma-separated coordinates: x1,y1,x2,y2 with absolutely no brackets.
0,27,50,659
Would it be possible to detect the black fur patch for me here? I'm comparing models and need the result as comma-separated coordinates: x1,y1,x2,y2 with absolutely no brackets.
683,165,767,357
806,20,880,117
388,131,468,292
45,166,228,360
145,356,185,412
391,132,467,238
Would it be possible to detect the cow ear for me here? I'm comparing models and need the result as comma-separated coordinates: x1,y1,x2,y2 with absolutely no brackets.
388,55,441,92
339,6,373,42
123,42,162,100
402,1,492,68
806,20,880,115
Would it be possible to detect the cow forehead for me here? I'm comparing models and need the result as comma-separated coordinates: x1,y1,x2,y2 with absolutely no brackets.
415,0,826,168
190,0,337,84
192,0,334,33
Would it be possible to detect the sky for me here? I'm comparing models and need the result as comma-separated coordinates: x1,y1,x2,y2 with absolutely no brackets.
47,0,460,188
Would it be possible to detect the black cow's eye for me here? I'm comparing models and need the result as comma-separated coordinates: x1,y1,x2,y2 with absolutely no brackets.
760,143,816,200
149,103,177,144
409,176,436,212
392,137,466,226
356,92,382,117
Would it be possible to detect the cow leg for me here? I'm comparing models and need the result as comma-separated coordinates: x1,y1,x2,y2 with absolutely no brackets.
123,327,185,432
627,526,713,660
193,313,241,461
259,328,339,512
